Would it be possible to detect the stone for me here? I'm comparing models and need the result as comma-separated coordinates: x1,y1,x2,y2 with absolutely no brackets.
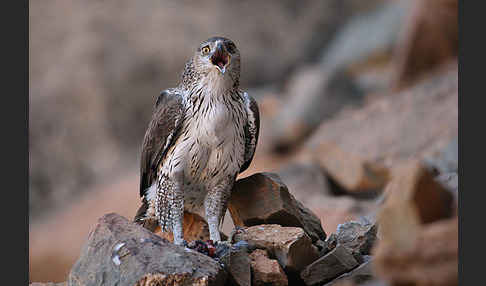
224,247,252,286
233,224,320,273
300,245,359,286
374,217,458,286
306,64,458,170
435,172,458,214
270,67,364,153
323,256,374,286
373,160,457,286
277,161,332,205
249,249,288,286
228,173,326,243
424,137,458,174
334,221,377,261
268,1,410,152
393,0,458,89
68,213,226,286
314,142,390,194
378,160,454,245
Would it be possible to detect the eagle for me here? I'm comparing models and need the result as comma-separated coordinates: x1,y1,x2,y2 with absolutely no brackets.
134,37,260,246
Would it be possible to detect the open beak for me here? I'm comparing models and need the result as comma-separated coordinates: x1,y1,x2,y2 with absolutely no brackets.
210,43,230,74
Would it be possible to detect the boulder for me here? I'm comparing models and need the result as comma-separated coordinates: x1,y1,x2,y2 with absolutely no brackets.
374,217,458,286
300,245,359,286
222,246,252,286
277,162,332,204
68,213,226,286
313,142,389,195
323,256,374,286
373,160,457,286
334,221,377,262
393,0,458,89
229,173,326,243
306,64,458,170
249,249,288,286
233,224,320,273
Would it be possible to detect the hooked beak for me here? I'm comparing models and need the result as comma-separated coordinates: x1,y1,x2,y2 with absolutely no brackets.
210,43,230,74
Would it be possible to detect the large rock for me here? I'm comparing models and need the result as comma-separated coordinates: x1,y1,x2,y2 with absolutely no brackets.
277,161,332,205
68,213,226,286
233,224,320,274
373,160,457,286
306,63,458,170
269,1,410,152
224,247,252,286
228,173,326,243
334,221,377,262
379,160,454,232
313,142,390,195
393,0,458,89
300,245,359,286
249,249,288,286
374,217,458,286
323,256,374,286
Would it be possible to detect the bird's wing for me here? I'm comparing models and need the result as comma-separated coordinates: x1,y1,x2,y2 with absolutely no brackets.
139,89,186,197
239,92,260,173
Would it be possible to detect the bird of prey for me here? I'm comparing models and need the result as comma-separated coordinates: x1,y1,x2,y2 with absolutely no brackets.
134,37,260,246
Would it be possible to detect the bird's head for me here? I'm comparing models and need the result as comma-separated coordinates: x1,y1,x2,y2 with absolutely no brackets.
192,37,240,85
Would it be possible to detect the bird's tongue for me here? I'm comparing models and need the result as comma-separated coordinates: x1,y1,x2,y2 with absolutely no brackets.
211,50,227,69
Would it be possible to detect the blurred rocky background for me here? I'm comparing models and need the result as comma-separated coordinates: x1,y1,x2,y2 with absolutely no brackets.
29,0,458,284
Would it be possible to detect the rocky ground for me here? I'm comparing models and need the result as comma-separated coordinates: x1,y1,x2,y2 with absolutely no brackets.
30,0,458,285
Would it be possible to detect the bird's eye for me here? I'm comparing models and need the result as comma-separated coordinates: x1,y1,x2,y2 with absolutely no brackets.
201,46,210,54
226,43,236,54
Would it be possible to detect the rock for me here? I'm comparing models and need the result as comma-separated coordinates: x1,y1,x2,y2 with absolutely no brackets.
424,137,458,174
373,160,457,286
225,249,252,286
393,0,458,89
306,63,458,170
435,172,458,210
374,217,458,286
323,256,374,286
379,160,454,233
270,67,364,153
269,1,410,152
313,142,390,195
68,213,226,286
249,249,288,286
277,161,332,205
300,244,359,286
228,173,326,243
314,239,334,257
233,224,320,273
334,221,377,262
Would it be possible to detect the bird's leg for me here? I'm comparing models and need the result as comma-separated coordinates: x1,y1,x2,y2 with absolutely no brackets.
204,182,232,243
170,179,185,245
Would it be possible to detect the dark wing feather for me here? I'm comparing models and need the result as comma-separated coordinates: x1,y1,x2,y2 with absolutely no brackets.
239,93,260,173
139,90,185,197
